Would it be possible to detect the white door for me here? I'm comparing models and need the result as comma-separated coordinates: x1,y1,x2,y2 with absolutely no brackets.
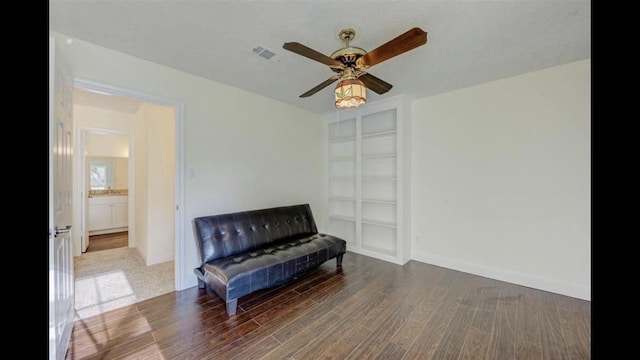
49,36,75,360
80,130,90,252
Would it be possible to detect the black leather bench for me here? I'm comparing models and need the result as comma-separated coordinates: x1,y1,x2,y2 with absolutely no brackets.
192,204,347,315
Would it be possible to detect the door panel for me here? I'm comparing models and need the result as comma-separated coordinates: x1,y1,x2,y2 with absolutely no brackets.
49,36,75,360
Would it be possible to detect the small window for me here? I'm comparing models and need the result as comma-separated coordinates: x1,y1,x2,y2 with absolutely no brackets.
89,160,113,189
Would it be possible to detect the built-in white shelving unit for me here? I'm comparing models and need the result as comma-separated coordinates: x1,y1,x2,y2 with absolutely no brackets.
326,97,408,264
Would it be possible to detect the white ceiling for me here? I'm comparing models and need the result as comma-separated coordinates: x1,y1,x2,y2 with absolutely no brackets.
50,0,591,116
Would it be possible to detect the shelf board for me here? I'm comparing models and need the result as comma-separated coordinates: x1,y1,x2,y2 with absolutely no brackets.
329,136,356,143
329,177,356,181
362,153,397,160
329,215,356,222
361,198,396,204
361,177,397,182
362,130,397,139
329,196,356,201
361,218,397,228
329,156,356,162
361,244,397,257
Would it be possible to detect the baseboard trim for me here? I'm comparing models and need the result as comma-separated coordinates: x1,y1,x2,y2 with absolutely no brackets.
146,253,174,266
411,250,590,301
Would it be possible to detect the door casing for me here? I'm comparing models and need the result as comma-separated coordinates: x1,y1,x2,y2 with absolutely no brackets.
72,78,187,291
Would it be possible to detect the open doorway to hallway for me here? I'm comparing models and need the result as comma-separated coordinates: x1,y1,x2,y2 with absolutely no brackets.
72,84,181,319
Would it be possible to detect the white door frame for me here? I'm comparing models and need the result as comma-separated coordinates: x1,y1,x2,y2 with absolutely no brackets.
72,78,187,291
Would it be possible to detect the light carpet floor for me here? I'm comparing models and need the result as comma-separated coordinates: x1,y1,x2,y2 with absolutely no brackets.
74,247,174,320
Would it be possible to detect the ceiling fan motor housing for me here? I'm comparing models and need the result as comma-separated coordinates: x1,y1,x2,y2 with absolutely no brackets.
330,48,367,72
330,28,367,72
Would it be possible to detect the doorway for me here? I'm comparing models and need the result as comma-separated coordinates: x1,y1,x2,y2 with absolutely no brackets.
81,130,132,253
71,79,186,318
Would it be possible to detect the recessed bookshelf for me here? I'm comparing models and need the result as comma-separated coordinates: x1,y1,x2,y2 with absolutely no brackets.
362,223,397,256
328,217,356,247
326,102,404,264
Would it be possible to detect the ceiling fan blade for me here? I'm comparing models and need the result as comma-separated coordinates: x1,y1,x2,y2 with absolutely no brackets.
283,42,345,68
358,73,393,95
356,27,427,69
300,75,341,98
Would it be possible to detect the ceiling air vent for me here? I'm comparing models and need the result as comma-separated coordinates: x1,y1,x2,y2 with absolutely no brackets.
251,46,280,62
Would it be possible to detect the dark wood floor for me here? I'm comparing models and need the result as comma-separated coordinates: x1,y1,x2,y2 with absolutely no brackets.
86,231,128,252
65,252,590,359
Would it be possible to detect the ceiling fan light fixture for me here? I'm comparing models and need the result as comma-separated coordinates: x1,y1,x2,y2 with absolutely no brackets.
283,26,427,109
335,78,366,110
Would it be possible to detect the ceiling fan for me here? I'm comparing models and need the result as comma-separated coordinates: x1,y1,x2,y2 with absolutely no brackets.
282,27,427,108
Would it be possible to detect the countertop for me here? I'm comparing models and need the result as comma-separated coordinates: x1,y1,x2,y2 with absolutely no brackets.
89,189,128,197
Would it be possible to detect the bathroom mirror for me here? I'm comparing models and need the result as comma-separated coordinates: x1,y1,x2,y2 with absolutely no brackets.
89,156,128,190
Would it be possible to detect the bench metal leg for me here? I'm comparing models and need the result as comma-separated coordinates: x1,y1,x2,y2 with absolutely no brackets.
226,299,238,316
336,254,343,267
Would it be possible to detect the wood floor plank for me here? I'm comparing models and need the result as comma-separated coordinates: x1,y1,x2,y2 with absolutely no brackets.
534,287,573,360
484,284,521,360
151,312,256,359
270,299,344,344
65,252,591,360
259,312,343,359
200,296,325,359
151,302,228,343
249,291,313,325
373,342,406,360
69,332,155,360
228,335,282,360
458,285,500,359
388,276,451,348
292,322,371,360
112,344,164,360
430,281,484,359
514,286,544,358
71,304,141,337
402,272,477,359
171,319,262,360
345,301,415,359
67,315,154,354
314,324,373,359
86,231,128,252
402,311,453,360
557,294,591,359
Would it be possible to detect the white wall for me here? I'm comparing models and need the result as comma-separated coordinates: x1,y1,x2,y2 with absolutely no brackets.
113,157,128,189
134,103,175,265
86,132,129,157
410,59,590,300
54,32,325,290
133,104,149,263
74,105,135,133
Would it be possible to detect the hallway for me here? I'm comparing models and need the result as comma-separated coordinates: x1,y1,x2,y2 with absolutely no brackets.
74,233,174,320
